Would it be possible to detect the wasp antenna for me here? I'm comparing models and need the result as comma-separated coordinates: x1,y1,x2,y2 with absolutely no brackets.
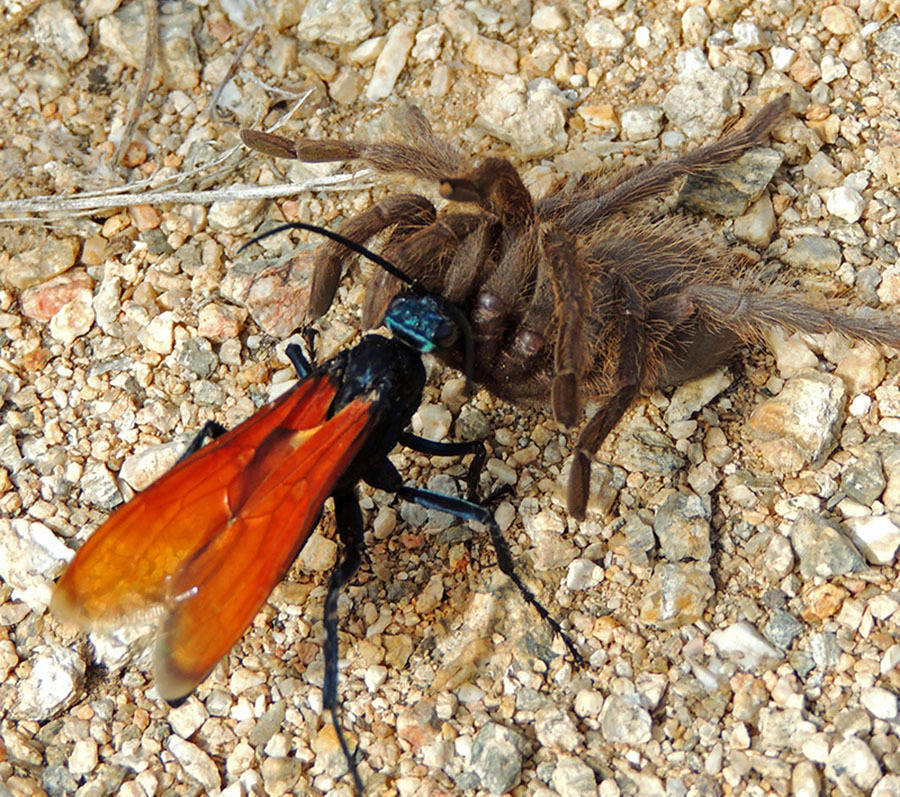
445,302,475,394
239,221,425,293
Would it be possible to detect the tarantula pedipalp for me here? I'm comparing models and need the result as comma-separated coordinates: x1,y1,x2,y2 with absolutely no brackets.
242,94,900,520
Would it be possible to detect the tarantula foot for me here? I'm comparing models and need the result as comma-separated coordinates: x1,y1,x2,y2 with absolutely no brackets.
439,178,482,203
552,373,578,428
567,451,591,521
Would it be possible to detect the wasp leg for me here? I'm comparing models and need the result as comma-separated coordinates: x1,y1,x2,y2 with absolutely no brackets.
397,432,487,502
284,342,314,378
324,488,367,796
176,421,227,462
396,486,583,664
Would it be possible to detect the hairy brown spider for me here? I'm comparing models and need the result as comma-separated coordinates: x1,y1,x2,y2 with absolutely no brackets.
242,94,900,519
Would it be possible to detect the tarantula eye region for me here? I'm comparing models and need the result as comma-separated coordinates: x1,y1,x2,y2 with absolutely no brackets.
513,329,544,358
384,293,459,354
471,292,504,325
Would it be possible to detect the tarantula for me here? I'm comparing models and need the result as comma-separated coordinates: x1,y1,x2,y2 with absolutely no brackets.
242,94,900,519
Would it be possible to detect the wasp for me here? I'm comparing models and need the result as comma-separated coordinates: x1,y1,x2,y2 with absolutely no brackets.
52,223,577,794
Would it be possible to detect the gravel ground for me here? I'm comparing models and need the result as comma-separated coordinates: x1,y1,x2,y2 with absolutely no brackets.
1,1,900,795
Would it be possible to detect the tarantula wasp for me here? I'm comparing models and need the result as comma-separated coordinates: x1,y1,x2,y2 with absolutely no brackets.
243,95,900,519
52,223,578,794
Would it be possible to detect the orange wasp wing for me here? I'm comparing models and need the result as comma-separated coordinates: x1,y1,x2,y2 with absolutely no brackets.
152,396,373,700
51,375,364,639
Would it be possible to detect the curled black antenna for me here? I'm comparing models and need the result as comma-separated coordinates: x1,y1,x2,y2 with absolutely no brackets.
238,221,476,390
237,221,427,294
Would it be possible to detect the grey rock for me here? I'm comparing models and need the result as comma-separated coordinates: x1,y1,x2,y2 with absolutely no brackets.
599,694,652,745
810,631,841,670
616,428,686,474
757,708,816,751
297,0,374,45
33,1,89,62
681,148,783,217
662,49,744,140
550,755,598,796
469,722,525,795
0,424,24,471
841,450,886,504
654,491,711,561
825,737,882,791
782,235,843,272
535,705,581,751
80,460,124,510
622,514,656,564
747,370,847,473
789,513,865,578
708,621,781,670
639,562,714,628
171,336,217,378
874,24,900,56
14,646,85,721
191,379,226,407
764,609,803,648
476,76,569,158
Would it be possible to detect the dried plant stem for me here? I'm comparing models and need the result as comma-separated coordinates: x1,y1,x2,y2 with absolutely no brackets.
112,0,159,167
0,172,375,221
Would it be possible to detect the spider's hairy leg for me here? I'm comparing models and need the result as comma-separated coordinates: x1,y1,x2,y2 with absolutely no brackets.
540,226,592,428
242,127,461,181
307,194,436,320
568,273,648,520
440,157,535,227
443,221,499,304
554,93,791,231
682,284,900,349
362,212,493,327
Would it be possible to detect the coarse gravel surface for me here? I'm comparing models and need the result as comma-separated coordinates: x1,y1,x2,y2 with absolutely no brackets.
1,1,900,796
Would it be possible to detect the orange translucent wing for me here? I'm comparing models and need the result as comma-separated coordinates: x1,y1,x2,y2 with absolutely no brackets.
52,375,338,627
154,398,374,700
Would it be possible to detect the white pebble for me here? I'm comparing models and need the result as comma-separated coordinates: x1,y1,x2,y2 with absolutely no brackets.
826,185,865,223
861,686,898,720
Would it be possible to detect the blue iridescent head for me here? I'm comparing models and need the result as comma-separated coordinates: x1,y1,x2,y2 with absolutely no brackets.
384,293,459,353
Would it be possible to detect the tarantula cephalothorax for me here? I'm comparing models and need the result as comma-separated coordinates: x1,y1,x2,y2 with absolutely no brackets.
242,94,900,519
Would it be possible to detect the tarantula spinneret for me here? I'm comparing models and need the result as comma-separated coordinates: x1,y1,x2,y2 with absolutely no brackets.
242,93,900,520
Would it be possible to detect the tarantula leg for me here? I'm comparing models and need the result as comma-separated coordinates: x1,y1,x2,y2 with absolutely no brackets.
568,274,646,520
444,220,499,304
440,157,535,227
308,194,436,320
242,128,462,181
556,93,790,231
684,284,900,349
361,212,494,327
540,227,592,428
